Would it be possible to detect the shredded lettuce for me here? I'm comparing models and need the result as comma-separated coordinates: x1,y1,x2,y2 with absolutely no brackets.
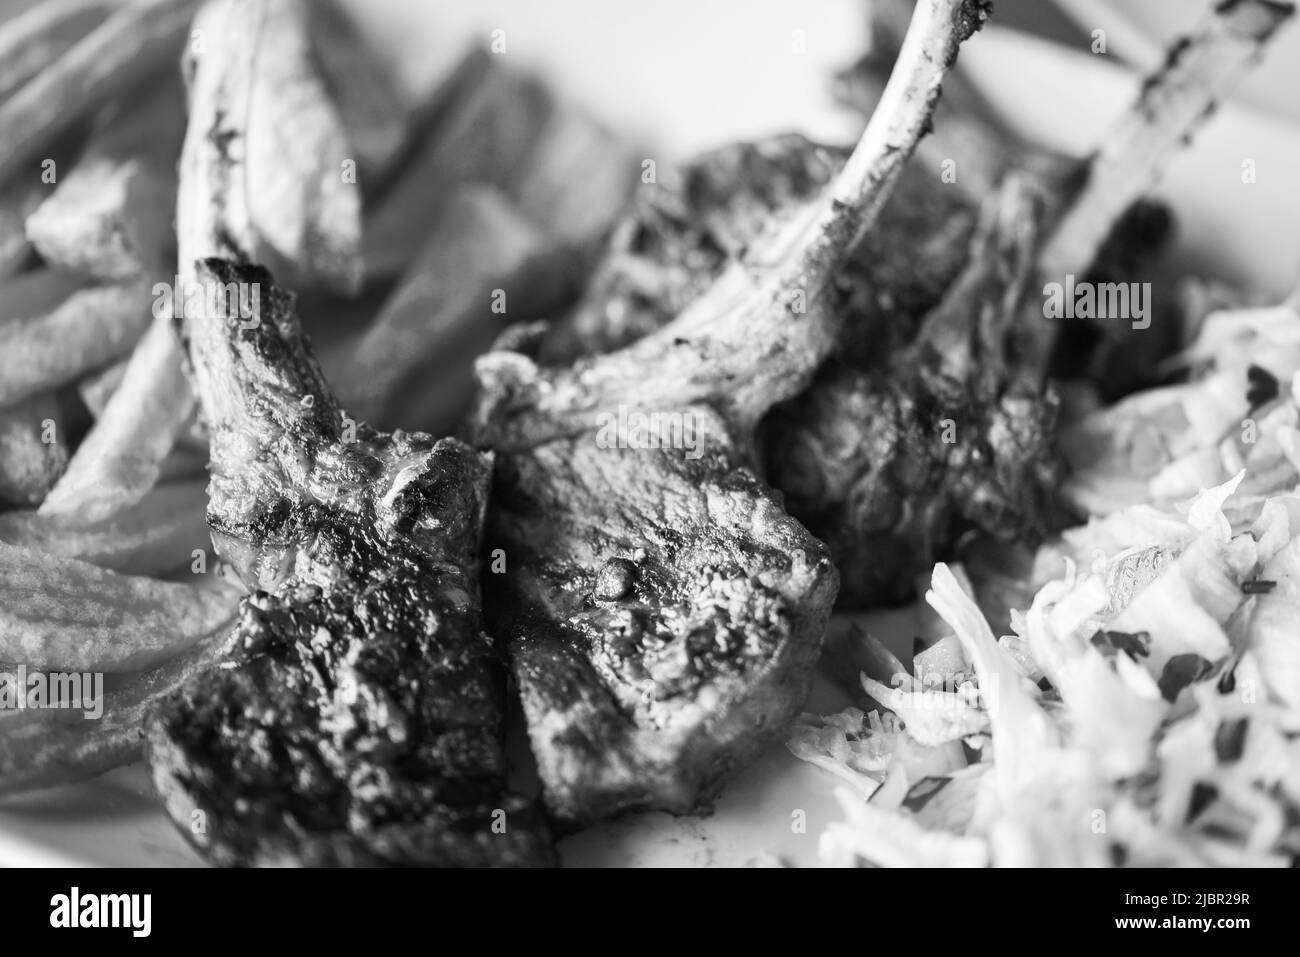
797,471,1300,866
786,706,965,799
858,673,988,747
819,788,989,867
786,709,893,798
1245,538,1300,709
1063,299,1300,518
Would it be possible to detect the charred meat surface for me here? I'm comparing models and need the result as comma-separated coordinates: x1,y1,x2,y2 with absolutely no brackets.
483,420,837,824
1044,198,1179,401
470,0,991,823
766,363,1061,606
533,0,1259,607
531,95,1050,611
539,135,978,372
147,263,554,866
540,135,850,363
536,131,1055,607
148,0,552,866
767,180,1062,605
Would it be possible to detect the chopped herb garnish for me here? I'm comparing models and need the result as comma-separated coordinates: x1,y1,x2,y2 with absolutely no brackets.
1246,363,1280,410
1242,579,1276,594
1214,718,1248,763
1188,782,1218,822
1091,629,1152,659
1158,653,1215,702
1218,665,1237,695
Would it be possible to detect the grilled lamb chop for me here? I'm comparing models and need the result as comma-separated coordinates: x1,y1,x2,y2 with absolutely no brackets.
836,0,1180,400
534,0,1288,607
481,418,837,822
538,135,980,372
468,0,991,825
777,0,1288,605
528,25,1057,611
146,0,552,866
768,176,1060,605
148,264,553,866
537,0,1072,373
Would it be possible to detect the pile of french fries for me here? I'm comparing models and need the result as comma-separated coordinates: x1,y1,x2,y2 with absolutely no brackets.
0,0,639,795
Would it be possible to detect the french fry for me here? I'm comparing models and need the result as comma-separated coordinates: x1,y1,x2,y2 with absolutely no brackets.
0,541,236,672
76,358,126,418
50,0,257,530
0,629,232,798
0,0,115,105
241,0,362,294
0,179,44,279
0,266,85,317
0,479,209,576
339,187,561,429
365,51,636,279
0,392,68,507
506,93,640,247
362,51,552,279
0,279,151,406
38,314,195,524
1,130,97,280
309,0,410,185
0,0,197,184
26,158,174,279
25,85,184,279
77,361,209,483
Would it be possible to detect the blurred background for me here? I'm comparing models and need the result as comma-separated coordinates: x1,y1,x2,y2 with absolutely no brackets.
329,0,1300,297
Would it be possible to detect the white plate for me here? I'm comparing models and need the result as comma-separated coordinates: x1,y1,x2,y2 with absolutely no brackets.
2,1,1297,867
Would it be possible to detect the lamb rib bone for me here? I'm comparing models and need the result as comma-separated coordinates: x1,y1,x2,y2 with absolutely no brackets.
526,0,1295,607
145,0,552,866
471,0,994,449
469,0,990,825
772,0,1295,604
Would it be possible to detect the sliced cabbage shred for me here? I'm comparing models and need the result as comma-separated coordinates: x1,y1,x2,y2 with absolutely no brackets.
793,473,1300,867
1062,299,1300,519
